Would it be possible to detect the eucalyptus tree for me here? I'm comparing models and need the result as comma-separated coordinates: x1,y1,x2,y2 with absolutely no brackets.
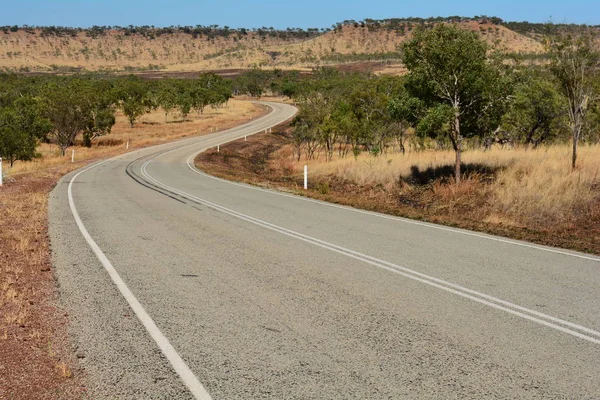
116,76,155,128
403,24,509,183
43,77,116,155
0,97,52,166
502,76,567,147
546,32,600,169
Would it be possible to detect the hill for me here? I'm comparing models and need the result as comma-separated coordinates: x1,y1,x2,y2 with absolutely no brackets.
0,18,595,74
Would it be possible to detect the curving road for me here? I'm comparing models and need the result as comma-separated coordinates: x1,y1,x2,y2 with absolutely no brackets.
50,102,600,399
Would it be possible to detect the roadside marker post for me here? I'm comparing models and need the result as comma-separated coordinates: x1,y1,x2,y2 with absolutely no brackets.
304,165,308,190
0,157,3,186
217,145,220,153
244,136,247,141
126,140,129,150
71,149,75,163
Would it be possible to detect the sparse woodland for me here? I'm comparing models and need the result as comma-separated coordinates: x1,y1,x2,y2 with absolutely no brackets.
201,25,600,252
0,21,599,248
0,72,233,162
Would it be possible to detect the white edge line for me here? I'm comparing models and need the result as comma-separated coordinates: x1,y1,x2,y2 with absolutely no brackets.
68,167,215,398
61,102,292,400
140,161,600,345
183,142,600,264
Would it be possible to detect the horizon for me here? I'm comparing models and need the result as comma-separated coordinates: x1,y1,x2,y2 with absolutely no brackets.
1,0,599,29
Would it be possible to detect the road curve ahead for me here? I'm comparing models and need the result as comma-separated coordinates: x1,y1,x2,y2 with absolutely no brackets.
50,101,600,399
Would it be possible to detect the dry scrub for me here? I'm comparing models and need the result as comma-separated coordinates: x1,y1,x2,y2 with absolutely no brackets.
198,128,600,254
303,146,600,229
0,99,266,398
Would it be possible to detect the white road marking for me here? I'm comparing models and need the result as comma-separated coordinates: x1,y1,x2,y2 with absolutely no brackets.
69,163,214,400
141,158,600,346
63,102,292,400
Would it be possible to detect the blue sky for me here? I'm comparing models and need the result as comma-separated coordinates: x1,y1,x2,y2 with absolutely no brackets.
1,0,598,28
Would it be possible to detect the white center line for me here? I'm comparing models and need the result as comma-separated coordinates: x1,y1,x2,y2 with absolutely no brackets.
141,155,600,346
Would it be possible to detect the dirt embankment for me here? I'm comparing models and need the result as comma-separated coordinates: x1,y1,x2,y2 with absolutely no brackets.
196,124,600,255
0,99,268,399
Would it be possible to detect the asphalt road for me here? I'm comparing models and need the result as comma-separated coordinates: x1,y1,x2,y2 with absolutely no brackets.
50,102,600,399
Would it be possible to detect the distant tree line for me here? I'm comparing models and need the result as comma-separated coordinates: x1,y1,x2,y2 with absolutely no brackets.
0,25,328,40
3,19,599,41
330,17,600,36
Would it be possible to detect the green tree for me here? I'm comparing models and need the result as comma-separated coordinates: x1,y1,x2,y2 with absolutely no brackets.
503,77,567,147
157,79,178,122
116,76,154,128
403,24,508,183
43,77,116,155
0,98,52,166
546,32,600,169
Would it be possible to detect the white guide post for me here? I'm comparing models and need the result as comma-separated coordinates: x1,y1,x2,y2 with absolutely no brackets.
217,145,220,153
244,136,247,141
71,149,75,163
0,157,3,186
304,165,308,190
126,140,129,150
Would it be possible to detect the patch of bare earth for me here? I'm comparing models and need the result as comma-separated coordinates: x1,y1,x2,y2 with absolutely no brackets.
0,171,84,399
0,99,267,399
196,124,600,255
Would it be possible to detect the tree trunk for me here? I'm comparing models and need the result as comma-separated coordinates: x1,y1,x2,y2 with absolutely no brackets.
453,110,462,185
454,137,462,185
572,118,582,170
572,133,579,170
526,121,540,146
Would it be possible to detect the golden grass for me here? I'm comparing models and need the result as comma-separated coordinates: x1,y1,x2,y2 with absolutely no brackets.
287,145,600,228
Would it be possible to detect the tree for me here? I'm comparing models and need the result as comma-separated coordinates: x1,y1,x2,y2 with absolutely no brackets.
0,98,52,166
157,79,178,121
389,92,425,153
403,24,507,183
348,86,391,156
43,78,116,155
502,77,567,147
546,32,600,169
116,76,154,128
83,79,117,147
196,72,231,109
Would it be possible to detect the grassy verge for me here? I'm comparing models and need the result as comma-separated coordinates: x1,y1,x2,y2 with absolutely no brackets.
0,99,268,399
196,123,600,255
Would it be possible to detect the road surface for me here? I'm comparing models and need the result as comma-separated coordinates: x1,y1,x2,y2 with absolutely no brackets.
50,102,600,399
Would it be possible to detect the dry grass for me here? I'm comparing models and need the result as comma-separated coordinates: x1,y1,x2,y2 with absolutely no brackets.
295,145,600,228
0,98,267,398
198,127,600,253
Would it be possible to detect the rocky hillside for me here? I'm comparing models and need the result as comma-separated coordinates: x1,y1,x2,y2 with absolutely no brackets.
0,19,589,73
